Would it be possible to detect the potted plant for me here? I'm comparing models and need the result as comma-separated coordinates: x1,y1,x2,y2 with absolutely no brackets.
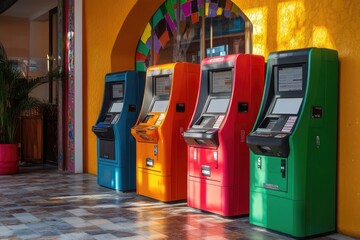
0,43,47,174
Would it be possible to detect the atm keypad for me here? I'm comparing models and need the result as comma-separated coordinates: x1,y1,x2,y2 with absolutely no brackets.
155,114,165,125
111,114,120,124
213,115,225,129
281,116,297,133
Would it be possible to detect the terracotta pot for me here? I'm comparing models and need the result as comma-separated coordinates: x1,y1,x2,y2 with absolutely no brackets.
0,144,18,174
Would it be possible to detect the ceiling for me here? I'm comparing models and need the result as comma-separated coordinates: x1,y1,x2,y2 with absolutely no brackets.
1,0,57,21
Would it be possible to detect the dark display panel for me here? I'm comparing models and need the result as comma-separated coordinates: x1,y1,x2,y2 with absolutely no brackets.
155,76,171,96
278,66,303,92
211,70,233,93
112,83,124,99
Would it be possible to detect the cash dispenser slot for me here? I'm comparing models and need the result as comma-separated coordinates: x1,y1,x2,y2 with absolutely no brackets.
183,115,220,147
194,116,217,128
247,133,290,158
184,129,219,147
247,115,296,157
260,117,279,130
92,124,115,140
183,96,229,147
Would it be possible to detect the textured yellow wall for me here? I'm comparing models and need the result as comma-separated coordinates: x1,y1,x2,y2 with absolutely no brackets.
83,0,137,174
83,0,360,236
83,0,165,174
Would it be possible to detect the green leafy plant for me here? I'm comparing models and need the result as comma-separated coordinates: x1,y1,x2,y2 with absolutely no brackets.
0,60,47,144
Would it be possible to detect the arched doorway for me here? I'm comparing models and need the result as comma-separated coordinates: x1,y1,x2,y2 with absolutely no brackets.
110,0,252,72
135,0,252,71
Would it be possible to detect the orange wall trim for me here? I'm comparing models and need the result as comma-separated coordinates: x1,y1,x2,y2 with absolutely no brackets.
83,0,360,237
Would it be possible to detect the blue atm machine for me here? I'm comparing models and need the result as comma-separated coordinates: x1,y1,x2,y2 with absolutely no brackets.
92,71,145,191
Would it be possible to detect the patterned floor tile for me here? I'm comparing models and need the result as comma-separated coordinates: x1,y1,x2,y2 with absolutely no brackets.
0,165,356,240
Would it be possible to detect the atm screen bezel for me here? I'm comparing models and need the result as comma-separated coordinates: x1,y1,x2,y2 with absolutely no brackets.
209,69,233,94
111,82,125,100
153,74,172,97
148,74,172,113
274,64,306,96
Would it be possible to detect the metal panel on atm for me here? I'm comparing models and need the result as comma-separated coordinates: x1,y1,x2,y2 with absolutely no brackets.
183,54,265,216
92,71,145,191
246,48,338,237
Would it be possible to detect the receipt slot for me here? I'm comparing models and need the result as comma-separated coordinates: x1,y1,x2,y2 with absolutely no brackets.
246,48,338,237
92,71,145,191
183,54,265,216
131,63,200,202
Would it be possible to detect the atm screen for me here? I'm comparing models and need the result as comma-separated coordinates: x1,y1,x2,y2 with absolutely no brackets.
211,70,233,93
155,76,171,96
206,98,230,113
272,98,303,115
278,66,303,92
112,83,124,99
109,102,124,113
151,100,169,112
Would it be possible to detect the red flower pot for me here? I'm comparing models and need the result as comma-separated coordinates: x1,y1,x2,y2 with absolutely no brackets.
0,144,18,174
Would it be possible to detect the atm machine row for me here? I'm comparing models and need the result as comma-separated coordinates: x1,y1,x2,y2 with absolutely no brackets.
92,48,338,238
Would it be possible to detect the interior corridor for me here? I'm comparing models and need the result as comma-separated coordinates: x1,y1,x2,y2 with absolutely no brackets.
0,166,353,240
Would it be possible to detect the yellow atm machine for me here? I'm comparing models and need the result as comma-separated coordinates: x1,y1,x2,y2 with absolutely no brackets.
131,63,200,202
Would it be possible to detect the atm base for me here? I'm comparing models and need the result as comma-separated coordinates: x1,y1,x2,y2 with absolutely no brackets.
188,177,248,217
250,191,335,238
136,168,186,202
98,163,135,191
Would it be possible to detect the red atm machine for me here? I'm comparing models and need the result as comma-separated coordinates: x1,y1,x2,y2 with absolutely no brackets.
183,54,265,216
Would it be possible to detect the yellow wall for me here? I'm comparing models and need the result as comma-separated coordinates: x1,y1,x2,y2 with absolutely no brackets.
83,0,360,236
83,0,137,174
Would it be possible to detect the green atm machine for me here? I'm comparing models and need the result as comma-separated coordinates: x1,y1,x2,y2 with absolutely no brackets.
246,48,338,237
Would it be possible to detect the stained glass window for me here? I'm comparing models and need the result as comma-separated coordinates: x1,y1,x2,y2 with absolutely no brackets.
135,0,251,71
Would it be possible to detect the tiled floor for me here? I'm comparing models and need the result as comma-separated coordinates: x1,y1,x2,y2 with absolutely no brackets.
0,165,356,240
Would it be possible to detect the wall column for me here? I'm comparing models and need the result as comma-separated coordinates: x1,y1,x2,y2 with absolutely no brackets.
59,0,82,173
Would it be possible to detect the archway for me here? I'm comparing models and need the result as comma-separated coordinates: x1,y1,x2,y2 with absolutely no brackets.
110,0,252,72
110,0,165,72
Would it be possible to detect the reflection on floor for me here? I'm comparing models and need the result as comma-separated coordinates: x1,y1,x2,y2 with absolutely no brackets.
0,165,355,240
